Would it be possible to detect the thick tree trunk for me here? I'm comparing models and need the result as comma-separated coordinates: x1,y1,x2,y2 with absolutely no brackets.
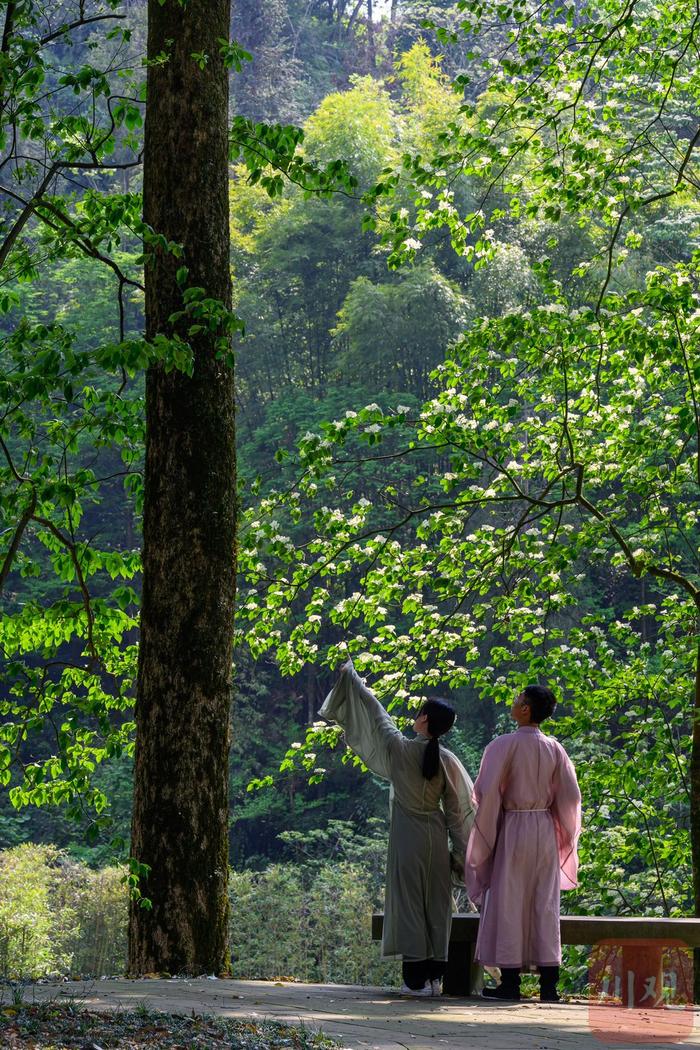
128,0,235,975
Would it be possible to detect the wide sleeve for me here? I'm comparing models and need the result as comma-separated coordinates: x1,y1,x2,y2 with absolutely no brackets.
550,743,581,890
319,658,405,781
465,737,511,905
441,751,476,886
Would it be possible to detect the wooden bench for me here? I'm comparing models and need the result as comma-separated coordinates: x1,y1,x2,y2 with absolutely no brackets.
372,913,700,1003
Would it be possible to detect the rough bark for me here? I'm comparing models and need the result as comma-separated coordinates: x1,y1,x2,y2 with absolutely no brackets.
128,0,235,975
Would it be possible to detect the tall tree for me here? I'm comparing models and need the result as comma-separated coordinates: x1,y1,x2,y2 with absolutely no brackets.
128,0,236,974
1,0,356,970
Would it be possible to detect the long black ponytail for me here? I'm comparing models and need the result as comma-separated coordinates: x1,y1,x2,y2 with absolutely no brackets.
420,698,456,780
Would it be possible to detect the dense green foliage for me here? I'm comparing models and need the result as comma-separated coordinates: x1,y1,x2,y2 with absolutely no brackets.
235,0,700,921
0,0,364,862
0,840,397,985
1,0,699,977
1,3,499,867
0,843,127,978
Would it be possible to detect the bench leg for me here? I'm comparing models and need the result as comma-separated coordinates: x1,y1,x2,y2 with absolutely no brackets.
444,939,482,996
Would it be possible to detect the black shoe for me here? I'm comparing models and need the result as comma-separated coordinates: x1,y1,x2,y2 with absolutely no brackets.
541,965,562,999
482,984,521,1002
539,966,560,1003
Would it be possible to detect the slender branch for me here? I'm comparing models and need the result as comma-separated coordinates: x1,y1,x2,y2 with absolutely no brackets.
0,487,37,593
40,13,127,47
496,459,582,510
674,314,700,488
1,0,16,54
61,157,143,171
0,185,145,293
32,515,99,664
34,195,144,291
334,441,449,466
576,490,700,600
596,205,630,314
0,166,58,271
230,133,360,201
345,0,364,34
0,435,31,483
621,791,671,916
558,351,576,466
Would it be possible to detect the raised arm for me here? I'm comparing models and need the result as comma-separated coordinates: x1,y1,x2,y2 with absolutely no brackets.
319,658,405,781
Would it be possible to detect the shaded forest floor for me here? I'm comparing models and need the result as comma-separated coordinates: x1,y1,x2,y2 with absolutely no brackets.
0,1003,340,1050
3,977,699,1049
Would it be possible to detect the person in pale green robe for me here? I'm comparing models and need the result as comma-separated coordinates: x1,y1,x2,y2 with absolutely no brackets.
320,658,475,996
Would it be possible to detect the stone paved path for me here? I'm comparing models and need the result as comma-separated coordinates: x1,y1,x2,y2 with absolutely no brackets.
18,978,700,1049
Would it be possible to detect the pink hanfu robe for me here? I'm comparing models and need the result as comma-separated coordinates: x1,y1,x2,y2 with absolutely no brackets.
465,725,581,968
320,660,475,961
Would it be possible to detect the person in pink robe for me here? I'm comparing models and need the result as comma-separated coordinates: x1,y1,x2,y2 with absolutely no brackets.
465,684,581,1002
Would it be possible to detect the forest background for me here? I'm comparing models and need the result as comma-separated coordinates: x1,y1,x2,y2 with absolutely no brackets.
1,0,699,992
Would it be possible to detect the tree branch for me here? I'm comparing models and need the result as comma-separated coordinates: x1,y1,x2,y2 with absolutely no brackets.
32,515,99,664
0,167,59,271
1,0,16,55
40,13,127,47
0,487,37,594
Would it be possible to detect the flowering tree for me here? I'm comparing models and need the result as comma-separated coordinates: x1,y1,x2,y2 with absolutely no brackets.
239,0,700,993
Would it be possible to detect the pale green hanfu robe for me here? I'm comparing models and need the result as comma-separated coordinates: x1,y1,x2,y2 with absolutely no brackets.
320,659,475,961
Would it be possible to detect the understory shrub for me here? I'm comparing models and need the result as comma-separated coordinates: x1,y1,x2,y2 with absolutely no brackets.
0,845,127,979
229,861,398,985
0,844,75,979
0,844,603,992
0,845,398,984
63,863,128,977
